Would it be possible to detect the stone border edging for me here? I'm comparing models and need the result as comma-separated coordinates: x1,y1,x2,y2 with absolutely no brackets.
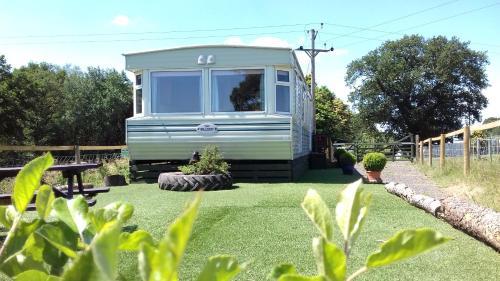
385,182,500,252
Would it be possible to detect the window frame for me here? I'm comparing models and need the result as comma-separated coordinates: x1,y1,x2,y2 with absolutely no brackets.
134,72,143,116
275,69,292,115
209,67,267,114
149,69,204,115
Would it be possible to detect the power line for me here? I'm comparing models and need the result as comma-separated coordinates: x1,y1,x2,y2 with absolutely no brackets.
323,0,462,43
0,22,321,40
0,30,305,46
337,2,500,48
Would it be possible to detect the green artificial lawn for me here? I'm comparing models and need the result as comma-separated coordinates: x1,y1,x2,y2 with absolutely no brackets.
97,169,499,281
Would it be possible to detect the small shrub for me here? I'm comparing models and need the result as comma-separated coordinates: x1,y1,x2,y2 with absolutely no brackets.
363,152,387,171
179,145,230,175
334,148,347,160
339,152,356,166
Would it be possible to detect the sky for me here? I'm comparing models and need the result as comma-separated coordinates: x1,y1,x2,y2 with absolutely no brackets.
0,0,499,120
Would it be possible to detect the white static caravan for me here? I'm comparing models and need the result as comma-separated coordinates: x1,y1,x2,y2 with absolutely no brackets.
124,45,313,181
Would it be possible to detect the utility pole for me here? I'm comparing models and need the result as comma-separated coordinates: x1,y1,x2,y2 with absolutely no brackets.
296,27,333,133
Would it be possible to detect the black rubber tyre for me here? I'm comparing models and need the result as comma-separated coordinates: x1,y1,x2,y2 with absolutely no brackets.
158,172,233,191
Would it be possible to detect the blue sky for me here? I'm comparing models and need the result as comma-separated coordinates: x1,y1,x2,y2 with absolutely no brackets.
1,0,499,119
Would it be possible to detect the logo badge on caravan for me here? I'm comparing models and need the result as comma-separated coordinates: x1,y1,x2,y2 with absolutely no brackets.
196,123,218,135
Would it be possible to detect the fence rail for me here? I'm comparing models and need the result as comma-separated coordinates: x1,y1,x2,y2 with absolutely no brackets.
416,120,500,175
0,145,127,167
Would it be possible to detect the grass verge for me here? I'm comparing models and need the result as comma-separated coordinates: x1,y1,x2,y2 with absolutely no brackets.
416,156,499,211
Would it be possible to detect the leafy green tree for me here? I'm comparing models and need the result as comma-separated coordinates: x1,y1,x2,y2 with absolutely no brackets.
346,35,489,139
305,75,354,141
315,86,353,142
9,63,67,145
0,55,22,144
61,67,132,145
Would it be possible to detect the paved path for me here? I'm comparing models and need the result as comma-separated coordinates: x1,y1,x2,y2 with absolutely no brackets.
355,161,452,200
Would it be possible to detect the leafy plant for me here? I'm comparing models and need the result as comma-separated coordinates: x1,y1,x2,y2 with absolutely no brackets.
270,179,450,281
339,152,356,166
179,145,230,175
362,153,387,172
333,149,347,161
0,153,245,280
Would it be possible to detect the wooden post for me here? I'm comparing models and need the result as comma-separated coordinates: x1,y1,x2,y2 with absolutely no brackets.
410,134,415,161
419,141,424,165
75,145,81,164
428,139,432,166
476,138,481,160
440,134,445,169
464,126,470,176
415,135,420,163
488,139,492,162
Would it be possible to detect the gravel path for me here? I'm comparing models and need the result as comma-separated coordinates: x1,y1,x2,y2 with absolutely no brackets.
355,161,452,200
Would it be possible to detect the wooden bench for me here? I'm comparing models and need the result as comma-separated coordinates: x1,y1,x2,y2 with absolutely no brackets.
0,163,108,210
0,186,109,209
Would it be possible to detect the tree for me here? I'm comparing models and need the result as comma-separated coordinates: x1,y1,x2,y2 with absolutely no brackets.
483,117,500,137
346,35,489,139
315,86,353,142
304,75,354,141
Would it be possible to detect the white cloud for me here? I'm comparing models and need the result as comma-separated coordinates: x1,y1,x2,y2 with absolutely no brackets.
223,36,243,45
112,15,129,26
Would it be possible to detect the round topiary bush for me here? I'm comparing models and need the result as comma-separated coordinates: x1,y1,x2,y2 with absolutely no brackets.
339,152,356,166
363,152,387,171
334,148,347,160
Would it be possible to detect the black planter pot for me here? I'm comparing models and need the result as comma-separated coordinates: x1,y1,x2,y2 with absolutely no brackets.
104,175,127,186
341,165,355,175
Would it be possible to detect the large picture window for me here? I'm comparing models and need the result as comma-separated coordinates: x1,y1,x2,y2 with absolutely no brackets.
151,71,202,113
211,69,265,112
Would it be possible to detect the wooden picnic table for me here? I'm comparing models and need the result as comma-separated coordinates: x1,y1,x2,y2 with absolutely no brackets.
0,162,107,200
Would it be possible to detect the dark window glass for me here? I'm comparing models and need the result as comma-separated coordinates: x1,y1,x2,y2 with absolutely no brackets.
151,71,202,113
211,69,264,112
136,74,142,86
276,85,290,113
135,89,142,114
277,70,290,82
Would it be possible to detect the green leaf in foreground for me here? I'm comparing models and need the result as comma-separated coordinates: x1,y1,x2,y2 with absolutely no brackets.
51,196,90,242
301,189,334,241
14,269,60,281
197,255,245,281
119,230,155,251
366,228,451,268
269,264,297,280
312,236,345,281
13,153,53,213
277,274,326,281
35,224,78,258
335,179,371,247
91,222,121,281
36,185,55,220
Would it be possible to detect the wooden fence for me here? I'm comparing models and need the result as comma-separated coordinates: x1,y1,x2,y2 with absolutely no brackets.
415,120,500,175
0,145,127,164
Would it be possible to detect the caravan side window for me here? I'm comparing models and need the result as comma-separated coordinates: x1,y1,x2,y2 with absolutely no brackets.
275,70,290,113
151,71,202,113
134,73,143,115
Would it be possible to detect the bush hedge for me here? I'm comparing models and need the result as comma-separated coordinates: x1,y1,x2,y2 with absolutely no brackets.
334,148,347,160
363,152,387,171
339,152,356,166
